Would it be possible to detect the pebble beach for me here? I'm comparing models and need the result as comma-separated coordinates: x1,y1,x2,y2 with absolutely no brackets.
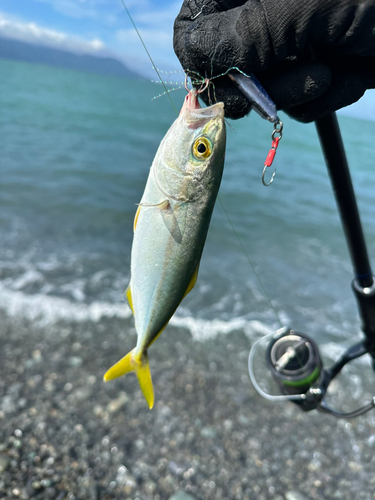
1,311,375,500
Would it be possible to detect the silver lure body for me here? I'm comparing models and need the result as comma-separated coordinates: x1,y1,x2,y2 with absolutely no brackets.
228,71,279,124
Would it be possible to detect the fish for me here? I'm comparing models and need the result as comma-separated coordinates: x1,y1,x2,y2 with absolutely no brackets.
103,89,226,408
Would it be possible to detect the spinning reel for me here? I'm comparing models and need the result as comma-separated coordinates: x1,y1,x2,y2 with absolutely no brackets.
249,325,375,418
233,70,375,418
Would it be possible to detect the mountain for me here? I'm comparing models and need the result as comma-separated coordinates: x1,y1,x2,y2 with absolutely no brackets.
0,37,142,79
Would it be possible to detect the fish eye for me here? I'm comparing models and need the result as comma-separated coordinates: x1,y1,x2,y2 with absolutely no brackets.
193,137,212,160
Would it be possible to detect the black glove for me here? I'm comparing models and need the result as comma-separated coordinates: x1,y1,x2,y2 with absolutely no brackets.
174,0,375,122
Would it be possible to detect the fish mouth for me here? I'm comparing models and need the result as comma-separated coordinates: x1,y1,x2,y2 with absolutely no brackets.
182,90,225,129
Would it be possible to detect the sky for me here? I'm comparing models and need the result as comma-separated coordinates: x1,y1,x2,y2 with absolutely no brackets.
0,0,183,78
0,0,374,120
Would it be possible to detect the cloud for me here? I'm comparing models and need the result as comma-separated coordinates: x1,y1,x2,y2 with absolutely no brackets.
0,11,106,55
0,2,185,79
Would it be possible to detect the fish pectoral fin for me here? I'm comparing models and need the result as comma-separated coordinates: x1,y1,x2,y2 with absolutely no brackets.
133,201,170,232
103,348,154,409
182,264,199,299
124,284,134,315
137,200,170,209
137,199,183,243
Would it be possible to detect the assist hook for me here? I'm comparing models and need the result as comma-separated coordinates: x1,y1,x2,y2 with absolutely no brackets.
262,121,283,186
228,71,283,186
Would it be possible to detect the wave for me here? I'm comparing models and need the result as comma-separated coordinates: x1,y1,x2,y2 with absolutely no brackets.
0,282,131,326
0,281,275,342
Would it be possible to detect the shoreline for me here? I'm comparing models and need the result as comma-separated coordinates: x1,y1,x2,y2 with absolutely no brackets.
0,311,374,499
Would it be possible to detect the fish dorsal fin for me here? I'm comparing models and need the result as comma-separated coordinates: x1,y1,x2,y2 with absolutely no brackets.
183,264,199,299
125,284,134,315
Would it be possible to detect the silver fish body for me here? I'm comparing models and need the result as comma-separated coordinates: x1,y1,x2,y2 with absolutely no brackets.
104,90,226,408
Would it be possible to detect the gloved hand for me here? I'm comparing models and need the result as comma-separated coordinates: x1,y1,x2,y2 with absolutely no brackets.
173,0,375,122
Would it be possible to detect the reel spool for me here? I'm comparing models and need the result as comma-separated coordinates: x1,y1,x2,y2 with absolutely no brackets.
267,332,322,392
266,330,323,411
249,327,375,417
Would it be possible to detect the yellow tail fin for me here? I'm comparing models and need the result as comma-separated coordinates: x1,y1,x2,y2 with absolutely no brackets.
103,349,154,409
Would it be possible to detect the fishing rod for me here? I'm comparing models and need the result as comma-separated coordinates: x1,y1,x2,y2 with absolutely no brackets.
121,0,375,416
232,72,375,418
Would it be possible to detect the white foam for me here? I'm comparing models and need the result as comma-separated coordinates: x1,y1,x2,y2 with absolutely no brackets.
170,315,272,342
10,269,44,290
0,282,132,327
59,280,86,302
0,281,273,341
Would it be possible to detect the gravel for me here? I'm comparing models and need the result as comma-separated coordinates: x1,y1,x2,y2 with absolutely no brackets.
1,311,375,499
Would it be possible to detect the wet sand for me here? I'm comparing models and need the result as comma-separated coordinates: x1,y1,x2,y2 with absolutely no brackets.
0,312,374,500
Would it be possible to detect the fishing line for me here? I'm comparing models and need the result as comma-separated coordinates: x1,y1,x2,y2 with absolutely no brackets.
217,198,284,329
121,0,284,329
120,0,178,114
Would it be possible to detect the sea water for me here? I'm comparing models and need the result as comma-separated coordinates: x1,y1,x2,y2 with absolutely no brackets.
1,58,375,385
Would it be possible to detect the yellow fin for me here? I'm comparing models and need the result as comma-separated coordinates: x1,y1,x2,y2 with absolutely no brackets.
103,349,154,409
103,349,135,381
149,266,199,350
183,265,199,299
133,205,141,232
148,322,168,347
125,284,134,315
150,266,199,349
136,351,154,409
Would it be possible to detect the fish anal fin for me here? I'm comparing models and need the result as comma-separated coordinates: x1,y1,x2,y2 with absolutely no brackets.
183,264,199,299
148,266,199,352
125,284,134,315
148,322,168,348
103,348,154,409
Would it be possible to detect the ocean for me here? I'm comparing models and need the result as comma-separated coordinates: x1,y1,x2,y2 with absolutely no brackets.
2,58,375,344
1,58,375,499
